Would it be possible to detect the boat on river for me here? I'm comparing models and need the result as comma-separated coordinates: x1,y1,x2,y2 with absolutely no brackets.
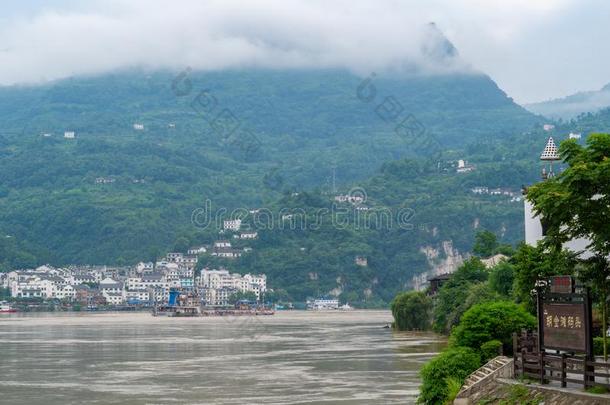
152,290,274,317
0,301,17,313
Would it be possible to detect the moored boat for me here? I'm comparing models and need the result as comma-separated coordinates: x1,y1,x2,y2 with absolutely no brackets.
0,301,17,313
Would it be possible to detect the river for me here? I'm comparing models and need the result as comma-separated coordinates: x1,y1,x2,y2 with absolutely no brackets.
0,310,445,404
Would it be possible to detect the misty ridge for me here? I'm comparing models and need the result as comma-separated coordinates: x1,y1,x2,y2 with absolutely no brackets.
525,83,610,120
0,2,480,87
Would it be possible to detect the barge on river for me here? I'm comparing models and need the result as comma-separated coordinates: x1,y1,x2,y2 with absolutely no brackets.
152,290,274,317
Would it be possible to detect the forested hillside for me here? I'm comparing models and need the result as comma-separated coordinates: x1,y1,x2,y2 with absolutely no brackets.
0,67,562,302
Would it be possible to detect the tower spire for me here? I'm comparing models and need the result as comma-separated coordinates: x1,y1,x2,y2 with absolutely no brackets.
540,136,560,179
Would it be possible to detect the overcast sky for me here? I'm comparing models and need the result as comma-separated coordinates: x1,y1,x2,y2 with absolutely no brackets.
0,0,607,104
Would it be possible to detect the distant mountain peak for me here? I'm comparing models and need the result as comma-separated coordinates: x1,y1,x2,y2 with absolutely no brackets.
420,22,460,65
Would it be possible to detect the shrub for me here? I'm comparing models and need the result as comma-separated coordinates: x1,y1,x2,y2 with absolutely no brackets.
473,230,498,257
444,377,463,405
418,347,481,405
444,283,500,332
498,384,543,405
593,336,610,356
586,386,609,394
450,301,536,355
480,339,503,362
433,258,488,333
391,291,432,331
488,261,514,296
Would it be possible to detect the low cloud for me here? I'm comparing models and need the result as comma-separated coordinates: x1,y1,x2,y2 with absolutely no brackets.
0,1,469,84
0,0,607,103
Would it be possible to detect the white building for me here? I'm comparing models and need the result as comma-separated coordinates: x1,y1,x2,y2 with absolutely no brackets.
214,240,231,248
133,123,144,130
64,131,75,139
334,195,364,204
543,124,555,131
166,252,183,262
223,219,242,231
199,269,266,301
471,187,489,194
202,286,236,307
135,262,154,274
188,246,208,255
524,137,592,258
55,285,76,301
103,292,124,305
125,289,150,303
212,247,242,258
100,278,123,294
456,159,474,173
355,256,368,266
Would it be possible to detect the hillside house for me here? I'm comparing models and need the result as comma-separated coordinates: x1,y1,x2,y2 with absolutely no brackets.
214,240,232,248
188,246,208,255
334,195,365,204
355,256,368,266
456,159,474,173
223,219,242,231
212,247,242,259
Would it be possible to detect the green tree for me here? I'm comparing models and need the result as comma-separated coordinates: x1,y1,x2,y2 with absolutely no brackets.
173,236,190,253
472,230,498,257
527,134,610,256
488,261,515,296
480,339,503,362
391,291,432,331
527,133,610,360
433,257,488,334
266,288,292,304
576,256,610,361
511,242,576,312
418,347,481,405
444,283,500,330
450,301,536,354
229,291,258,304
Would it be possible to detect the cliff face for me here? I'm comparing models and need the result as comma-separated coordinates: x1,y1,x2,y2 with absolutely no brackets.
411,240,467,290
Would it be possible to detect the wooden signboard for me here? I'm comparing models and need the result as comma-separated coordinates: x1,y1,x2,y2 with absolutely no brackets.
542,302,586,352
550,275,574,294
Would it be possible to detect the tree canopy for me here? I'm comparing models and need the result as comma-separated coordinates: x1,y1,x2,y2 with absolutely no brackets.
391,291,432,331
472,230,498,257
527,133,610,256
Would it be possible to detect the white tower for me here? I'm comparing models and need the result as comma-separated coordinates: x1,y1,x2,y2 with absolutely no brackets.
540,136,560,179
523,136,592,256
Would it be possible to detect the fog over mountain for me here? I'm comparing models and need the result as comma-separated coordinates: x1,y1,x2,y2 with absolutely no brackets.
0,1,473,86
525,83,610,120
1,0,610,103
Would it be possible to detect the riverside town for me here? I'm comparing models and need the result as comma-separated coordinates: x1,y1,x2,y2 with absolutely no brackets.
2,2,610,404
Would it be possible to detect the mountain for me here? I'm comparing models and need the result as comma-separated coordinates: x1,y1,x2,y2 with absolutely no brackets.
525,83,610,120
0,32,553,307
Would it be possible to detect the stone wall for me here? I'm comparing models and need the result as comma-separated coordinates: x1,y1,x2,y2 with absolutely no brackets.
454,356,514,403
455,358,610,405
456,378,610,405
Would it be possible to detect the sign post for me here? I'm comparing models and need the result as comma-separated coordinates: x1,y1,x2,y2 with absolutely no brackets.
536,276,594,385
